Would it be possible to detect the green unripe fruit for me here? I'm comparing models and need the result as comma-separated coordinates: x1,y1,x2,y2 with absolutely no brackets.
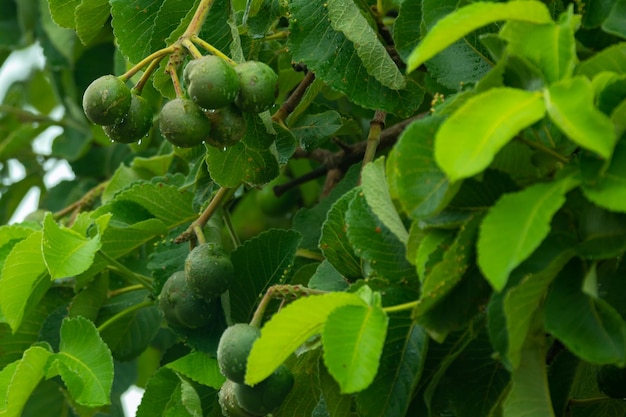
234,364,294,416
83,75,132,125
217,323,261,383
218,380,258,417
206,105,247,148
256,174,300,217
184,55,240,110
157,271,215,329
597,365,626,399
234,61,278,113
103,93,153,143
184,242,234,300
159,98,211,148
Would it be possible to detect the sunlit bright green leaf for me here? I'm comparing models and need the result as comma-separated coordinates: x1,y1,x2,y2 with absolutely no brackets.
407,1,552,72
582,139,626,212
435,88,545,182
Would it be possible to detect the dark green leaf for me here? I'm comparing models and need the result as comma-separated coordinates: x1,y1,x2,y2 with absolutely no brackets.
291,111,342,150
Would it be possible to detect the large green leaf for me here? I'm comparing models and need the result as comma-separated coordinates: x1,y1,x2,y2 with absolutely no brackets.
477,175,578,291
75,0,110,45
288,0,424,117
435,88,546,182
0,346,52,417
393,0,421,61
393,116,460,219
545,76,616,158
320,188,363,280
46,316,114,406
0,231,50,332
356,317,428,417
327,0,405,89
407,1,553,72
322,304,388,393
229,229,302,323
577,42,626,77
41,213,108,279
545,259,626,365
245,292,365,385
165,351,225,389
499,8,579,84
582,139,626,212
290,111,342,151
136,367,183,417
603,0,626,39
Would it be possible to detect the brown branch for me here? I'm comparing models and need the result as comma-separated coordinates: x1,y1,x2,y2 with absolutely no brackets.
271,71,316,125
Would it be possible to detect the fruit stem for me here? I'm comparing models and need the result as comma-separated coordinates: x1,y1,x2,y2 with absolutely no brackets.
120,46,176,82
108,284,145,298
193,224,207,245
222,209,241,247
182,0,215,38
100,250,154,292
191,35,237,66
250,284,327,328
134,57,163,94
263,31,289,41
271,71,316,125
97,299,154,333
361,109,387,174
175,186,235,243
382,300,418,314
182,38,204,59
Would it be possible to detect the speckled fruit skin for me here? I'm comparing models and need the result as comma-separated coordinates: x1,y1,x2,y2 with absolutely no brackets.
234,364,294,416
83,75,132,125
103,93,153,143
184,55,240,110
217,323,261,384
597,365,626,399
157,271,215,329
184,242,234,300
206,105,247,148
159,98,211,148
218,380,258,417
234,61,278,113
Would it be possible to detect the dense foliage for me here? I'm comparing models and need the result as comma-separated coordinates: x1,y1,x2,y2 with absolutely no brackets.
1,0,626,416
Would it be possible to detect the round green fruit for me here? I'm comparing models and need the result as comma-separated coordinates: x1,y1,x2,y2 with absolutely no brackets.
597,365,626,399
157,271,215,329
234,364,294,416
206,105,247,148
256,174,300,217
103,93,153,143
184,55,240,110
184,242,234,299
217,323,261,383
218,380,258,417
82,75,132,125
159,98,211,148
234,61,278,113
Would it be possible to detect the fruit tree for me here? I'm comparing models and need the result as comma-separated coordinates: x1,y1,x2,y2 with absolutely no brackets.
2,0,626,416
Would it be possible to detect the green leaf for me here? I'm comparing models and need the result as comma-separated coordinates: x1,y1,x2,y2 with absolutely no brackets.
413,216,479,318
545,259,626,365
319,188,363,280
502,327,555,417
392,0,421,61
603,0,626,39
0,231,50,332
583,139,626,212
136,367,181,417
288,0,424,117
393,116,460,219
75,0,110,45
0,346,53,417
362,158,408,245
47,0,79,28
245,292,365,385
41,212,106,279
576,199,626,259
577,42,626,77
435,88,546,182
327,0,405,89
545,76,616,158
499,8,579,84
322,304,388,393
290,110,342,150
229,229,302,323
273,350,322,417
346,191,418,286
356,318,428,417
165,351,226,389
46,316,114,407
407,1,552,72
477,175,578,291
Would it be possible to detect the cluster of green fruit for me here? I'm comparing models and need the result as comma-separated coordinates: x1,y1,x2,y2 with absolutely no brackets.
157,242,234,329
81,55,278,148
216,324,294,416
